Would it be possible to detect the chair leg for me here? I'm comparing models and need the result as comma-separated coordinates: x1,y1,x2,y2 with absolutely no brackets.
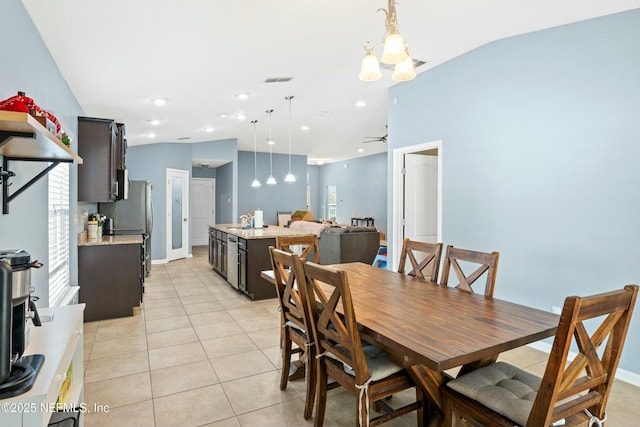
314,361,328,427
280,328,291,390
357,390,369,427
303,348,316,420
416,385,425,427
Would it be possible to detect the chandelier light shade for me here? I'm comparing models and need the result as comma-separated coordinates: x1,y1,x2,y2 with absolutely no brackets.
284,95,296,183
359,51,383,81
250,119,261,187
265,109,277,185
359,0,416,82
392,54,416,81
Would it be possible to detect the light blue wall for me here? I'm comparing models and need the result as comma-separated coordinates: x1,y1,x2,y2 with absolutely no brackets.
192,167,217,179
126,139,238,259
0,0,84,306
237,151,307,225
317,153,387,235
216,162,234,224
388,10,640,374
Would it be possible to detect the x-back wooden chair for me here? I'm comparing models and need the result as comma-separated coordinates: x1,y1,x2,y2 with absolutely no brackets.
397,238,443,282
269,246,316,419
440,245,499,297
302,261,424,427
442,284,638,427
276,234,320,263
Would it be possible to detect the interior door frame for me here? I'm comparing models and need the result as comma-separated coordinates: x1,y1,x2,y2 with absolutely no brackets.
166,168,190,261
391,140,442,271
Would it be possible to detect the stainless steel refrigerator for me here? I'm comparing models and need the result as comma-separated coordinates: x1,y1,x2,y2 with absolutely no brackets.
99,180,153,276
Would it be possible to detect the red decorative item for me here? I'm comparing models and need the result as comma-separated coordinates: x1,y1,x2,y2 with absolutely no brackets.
0,91,62,133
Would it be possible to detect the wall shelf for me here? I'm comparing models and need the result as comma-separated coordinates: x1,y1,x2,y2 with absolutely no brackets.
0,111,83,214
0,111,82,163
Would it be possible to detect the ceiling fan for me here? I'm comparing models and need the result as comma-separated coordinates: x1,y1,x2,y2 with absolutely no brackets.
363,126,388,143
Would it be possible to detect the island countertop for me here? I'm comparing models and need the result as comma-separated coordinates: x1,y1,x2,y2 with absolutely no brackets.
209,224,314,239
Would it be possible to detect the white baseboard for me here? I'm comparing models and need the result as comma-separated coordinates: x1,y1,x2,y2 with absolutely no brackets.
528,342,640,387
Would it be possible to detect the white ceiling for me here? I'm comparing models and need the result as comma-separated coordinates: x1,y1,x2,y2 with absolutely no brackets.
21,0,640,165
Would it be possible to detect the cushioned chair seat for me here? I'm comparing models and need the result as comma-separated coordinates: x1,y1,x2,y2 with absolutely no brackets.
330,345,404,382
446,361,541,426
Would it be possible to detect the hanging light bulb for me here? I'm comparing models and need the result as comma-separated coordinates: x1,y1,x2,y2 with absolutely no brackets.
284,96,296,183
392,54,416,81
266,109,277,185
250,120,261,187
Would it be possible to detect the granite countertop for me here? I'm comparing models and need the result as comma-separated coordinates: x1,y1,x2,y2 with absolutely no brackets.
78,232,143,247
209,224,314,239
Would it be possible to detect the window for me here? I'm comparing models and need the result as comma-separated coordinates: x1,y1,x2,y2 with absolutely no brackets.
48,163,70,307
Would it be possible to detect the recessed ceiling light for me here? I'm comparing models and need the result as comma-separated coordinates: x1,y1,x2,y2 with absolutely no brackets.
152,98,167,106
237,113,246,120
355,100,367,108
266,138,275,145
205,127,214,132
316,160,324,165
147,132,156,138
148,119,161,125
236,93,250,100
300,125,309,131
357,148,364,153
218,113,228,119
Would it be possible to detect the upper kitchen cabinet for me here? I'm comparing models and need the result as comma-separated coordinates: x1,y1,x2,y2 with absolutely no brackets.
77,116,127,202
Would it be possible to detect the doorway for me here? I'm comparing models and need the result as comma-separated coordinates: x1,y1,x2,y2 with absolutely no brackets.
166,168,189,261
191,178,215,246
391,141,442,270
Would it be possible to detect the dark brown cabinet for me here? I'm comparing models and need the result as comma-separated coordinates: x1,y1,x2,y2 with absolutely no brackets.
77,116,117,202
79,243,142,322
77,116,127,202
239,236,277,300
208,228,227,278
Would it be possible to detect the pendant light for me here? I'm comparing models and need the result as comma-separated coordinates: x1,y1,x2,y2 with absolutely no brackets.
265,109,277,185
250,119,260,187
284,95,296,183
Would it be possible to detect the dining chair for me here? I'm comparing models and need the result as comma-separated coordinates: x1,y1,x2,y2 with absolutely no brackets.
276,234,320,263
268,246,316,419
302,261,424,427
440,245,500,297
397,238,443,282
441,284,638,427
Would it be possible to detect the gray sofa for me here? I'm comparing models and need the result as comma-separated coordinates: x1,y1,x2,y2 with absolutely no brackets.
318,226,380,265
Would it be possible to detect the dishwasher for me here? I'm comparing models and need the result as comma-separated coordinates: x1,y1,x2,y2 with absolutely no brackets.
227,235,239,290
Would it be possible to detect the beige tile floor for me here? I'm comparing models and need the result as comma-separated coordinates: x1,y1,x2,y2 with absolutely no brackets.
82,247,640,427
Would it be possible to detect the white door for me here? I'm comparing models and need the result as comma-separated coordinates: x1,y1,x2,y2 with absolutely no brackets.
166,168,189,260
191,178,215,246
392,141,442,270
404,153,438,243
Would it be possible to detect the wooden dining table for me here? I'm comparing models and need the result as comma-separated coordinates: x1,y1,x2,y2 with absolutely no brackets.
261,261,559,420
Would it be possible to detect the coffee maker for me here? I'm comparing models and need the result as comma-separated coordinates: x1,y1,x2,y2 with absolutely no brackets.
0,250,44,398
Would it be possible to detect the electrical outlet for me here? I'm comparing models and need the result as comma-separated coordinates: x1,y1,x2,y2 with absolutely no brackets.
551,306,562,314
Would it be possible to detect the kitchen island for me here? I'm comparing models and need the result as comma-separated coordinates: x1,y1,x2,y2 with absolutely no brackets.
78,232,144,321
209,224,314,300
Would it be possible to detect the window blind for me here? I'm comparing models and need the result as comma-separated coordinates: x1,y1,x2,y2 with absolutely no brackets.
48,163,70,307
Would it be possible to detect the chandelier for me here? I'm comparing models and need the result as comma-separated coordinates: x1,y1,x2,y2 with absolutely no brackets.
359,0,416,82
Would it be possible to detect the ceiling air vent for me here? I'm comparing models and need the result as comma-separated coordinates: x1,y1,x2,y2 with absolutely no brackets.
177,136,191,141
264,77,294,83
379,59,427,71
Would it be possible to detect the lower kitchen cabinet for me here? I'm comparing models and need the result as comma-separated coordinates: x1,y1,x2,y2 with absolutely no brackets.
238,237,277,300
79,241,142,322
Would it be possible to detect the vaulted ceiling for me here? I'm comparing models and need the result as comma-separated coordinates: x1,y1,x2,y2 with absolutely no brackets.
22,0,640,164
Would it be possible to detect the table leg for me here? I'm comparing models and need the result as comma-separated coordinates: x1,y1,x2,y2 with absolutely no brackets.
409,364,449,427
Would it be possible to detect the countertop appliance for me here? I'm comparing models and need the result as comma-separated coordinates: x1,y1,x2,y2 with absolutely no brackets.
0,250,44,398
99,180,153,277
